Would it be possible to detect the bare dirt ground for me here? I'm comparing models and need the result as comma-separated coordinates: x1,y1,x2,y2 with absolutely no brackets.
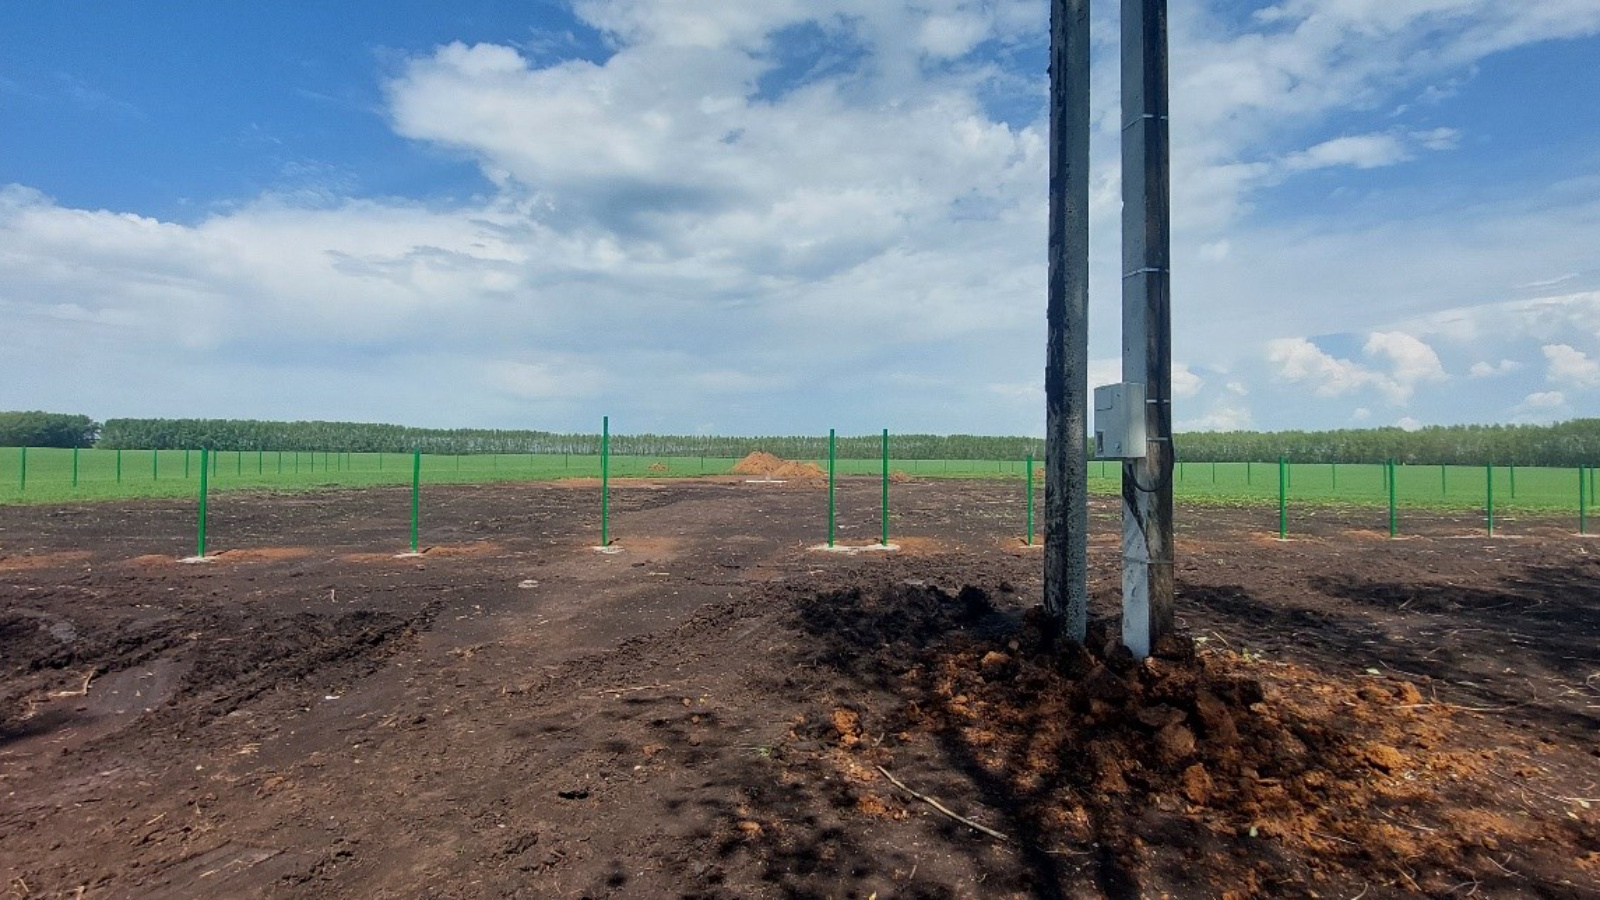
1,476,1597,899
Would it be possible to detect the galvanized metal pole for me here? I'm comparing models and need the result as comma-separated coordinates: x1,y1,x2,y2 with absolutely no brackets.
1120,0,1174,659
1044,0,1091,644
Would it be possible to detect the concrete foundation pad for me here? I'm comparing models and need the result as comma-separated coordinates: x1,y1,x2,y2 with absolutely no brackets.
809,543,899,555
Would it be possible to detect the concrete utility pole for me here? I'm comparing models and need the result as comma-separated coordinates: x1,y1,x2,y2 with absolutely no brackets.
1044,0,1091,644
1119,0,1175,658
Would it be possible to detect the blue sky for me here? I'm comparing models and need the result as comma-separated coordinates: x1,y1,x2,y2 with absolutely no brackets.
3,1,1599,436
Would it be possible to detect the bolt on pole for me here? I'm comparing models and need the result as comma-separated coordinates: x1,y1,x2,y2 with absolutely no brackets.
1044,0,1091,645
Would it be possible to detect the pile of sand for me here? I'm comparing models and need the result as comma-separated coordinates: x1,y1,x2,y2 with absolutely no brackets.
731,451,827,481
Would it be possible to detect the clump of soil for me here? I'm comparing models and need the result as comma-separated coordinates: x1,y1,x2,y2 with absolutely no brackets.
731,451,827,481
790,582,1591,894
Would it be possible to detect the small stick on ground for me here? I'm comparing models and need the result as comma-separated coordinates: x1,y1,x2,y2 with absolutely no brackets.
48,670,96,699
587,684,675,698
876,766,1009,843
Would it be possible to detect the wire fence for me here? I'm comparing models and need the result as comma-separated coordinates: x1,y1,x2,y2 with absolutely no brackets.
1,447,1595,544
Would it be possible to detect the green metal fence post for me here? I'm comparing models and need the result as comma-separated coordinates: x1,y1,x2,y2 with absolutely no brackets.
1580,467,1587,536
1486,464,1495,537
18,446,24,492
601,417,610,546
72,447,79,488
257,449,263,474
411,450,421,553
277,450,283,474
116,448,123,483
1388,459,1397,538
197,448,210,558
1026,454,1035,546
828,429,837,548
184,448,190,479
1330,462,1337,492
1246,460,1252,486
1440,464,1446,497
152,447,159,481
880,429,889,547
1509,465,1516,499
1278,455,1288,540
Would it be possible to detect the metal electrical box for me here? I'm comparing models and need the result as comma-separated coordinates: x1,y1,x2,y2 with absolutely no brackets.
1094,382,1148,459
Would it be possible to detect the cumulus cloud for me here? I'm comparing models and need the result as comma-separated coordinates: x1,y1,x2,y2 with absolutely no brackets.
1364,331,1447,387
1265,331,1446,405
1469,359,1522,378
1514,390,1568,422
1542,343,1600,388
1177,402,1253,432
1172,363,1204,399
1266,337,1381,398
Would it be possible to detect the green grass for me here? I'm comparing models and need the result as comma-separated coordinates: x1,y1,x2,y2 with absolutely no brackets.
0,448,745,505
0,450,1593,520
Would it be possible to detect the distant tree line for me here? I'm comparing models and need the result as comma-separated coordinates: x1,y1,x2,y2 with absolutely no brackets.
4,414,1593,466
0,411,99,448
1173,419,1600,467
94,418,1046,460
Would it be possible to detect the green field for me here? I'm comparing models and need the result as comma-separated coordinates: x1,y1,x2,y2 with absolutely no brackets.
0,449,1593,519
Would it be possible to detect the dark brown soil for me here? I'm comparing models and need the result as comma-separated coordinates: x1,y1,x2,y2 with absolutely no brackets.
2,477,1597,898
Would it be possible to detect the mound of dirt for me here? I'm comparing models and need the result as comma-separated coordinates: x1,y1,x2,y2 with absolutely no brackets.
731,451,826,481
787,582,1577,894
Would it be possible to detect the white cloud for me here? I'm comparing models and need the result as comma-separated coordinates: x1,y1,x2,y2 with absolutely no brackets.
1396,416,1422,431
1413,127,1463,151
1172,363,1204,398
1520,390,1567,409
1265,331,1445,405
1365,331,1447,387
1265,337,1381,397
1513,390,1568,422
1542,343,1600,388
1177,402,1253,432
1281,134,1412,172
1469,359,1522,378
